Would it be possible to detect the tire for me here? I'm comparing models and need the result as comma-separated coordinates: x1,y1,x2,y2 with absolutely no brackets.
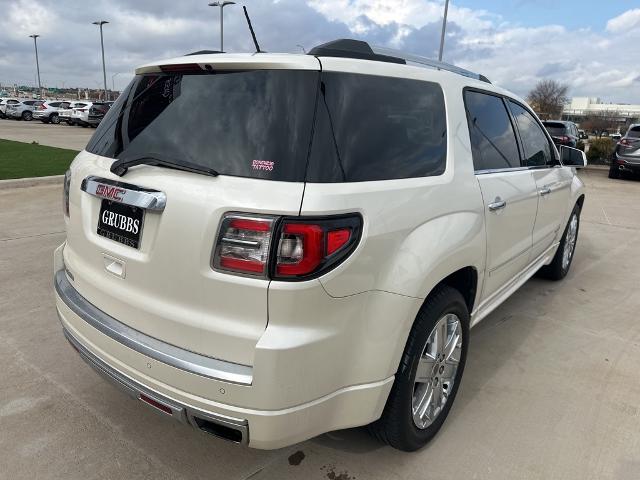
609,166,620,179
538,206,580,280
50,113,60,124
22,111,33,121
369,285,469,451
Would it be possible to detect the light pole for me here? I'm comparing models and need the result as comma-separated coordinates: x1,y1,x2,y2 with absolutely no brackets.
111,73,120,99
438,0,450,62
29,34,42,97
92,21,109,100
208,1,235,52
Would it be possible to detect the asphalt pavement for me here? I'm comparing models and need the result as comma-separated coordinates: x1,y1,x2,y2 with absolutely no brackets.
0,118,92,151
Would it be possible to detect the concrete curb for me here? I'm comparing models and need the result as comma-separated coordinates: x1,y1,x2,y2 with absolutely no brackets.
0,174,64,190
584,165,609,171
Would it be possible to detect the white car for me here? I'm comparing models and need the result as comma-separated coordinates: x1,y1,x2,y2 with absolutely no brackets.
58,101,90,125
54,39,586,451
0,98,20,118
70,102,93,126
5,99,44,120
33,100,72,124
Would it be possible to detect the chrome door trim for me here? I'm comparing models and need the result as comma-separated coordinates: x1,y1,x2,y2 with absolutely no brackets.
54,269,253,385
81,175,167,212
538,187,552,196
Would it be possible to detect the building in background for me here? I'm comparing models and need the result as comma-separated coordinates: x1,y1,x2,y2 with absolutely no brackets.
563,97,640,133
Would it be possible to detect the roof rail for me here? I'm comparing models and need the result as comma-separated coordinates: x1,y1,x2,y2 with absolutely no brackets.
371,45,490,83
307,39,490,84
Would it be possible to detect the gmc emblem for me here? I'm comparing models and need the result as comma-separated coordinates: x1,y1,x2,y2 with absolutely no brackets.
96,184,126,202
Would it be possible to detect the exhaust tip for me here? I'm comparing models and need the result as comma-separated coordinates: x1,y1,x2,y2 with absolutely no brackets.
192,416,244,443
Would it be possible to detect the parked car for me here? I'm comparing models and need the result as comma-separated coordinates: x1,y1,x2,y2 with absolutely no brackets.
70,102,94,127
33,100,72,124
609,124,640,179
610,133,622,141
87,101,113,127
54,39,586,452
5,99,44,120
578,129,588,140
542,120,579,148
58,101,89,125
0,98,20,118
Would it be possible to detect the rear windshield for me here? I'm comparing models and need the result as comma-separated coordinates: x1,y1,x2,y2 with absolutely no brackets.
87,69,447,182
627,126,640,138
543,122,568,135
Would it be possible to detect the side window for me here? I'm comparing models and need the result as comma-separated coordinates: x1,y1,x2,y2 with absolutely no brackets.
306,72,447,182
464,90,521,171
509,101,553,167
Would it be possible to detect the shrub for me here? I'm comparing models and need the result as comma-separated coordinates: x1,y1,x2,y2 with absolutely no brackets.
576,140,585,151
587,138,615,164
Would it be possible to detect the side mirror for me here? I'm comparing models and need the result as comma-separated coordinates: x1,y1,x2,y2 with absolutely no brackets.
560,146,587,168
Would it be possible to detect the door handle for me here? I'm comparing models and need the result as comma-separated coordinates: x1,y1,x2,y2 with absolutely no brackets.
488,198,507,211
539,187,552,196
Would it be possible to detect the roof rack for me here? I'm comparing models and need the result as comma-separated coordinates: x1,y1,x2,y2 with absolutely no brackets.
308,39,490,84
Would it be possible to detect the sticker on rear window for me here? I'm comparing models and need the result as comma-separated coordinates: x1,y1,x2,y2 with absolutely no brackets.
252,160,274,172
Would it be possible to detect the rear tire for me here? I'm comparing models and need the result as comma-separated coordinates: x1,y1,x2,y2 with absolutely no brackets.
369,285,469,451
609,166,620,179
538,206,580,280
50,114,60,124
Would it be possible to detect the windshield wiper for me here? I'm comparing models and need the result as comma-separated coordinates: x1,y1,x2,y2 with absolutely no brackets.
110,154,219,177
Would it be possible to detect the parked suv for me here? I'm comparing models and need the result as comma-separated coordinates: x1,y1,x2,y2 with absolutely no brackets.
53,39,586,452
58,101,89,125
87,101,113,127
609,124,640,179
71,102,93,127
542,120,579,148
5,99,44,120
33,100,71,124
0,98,20,118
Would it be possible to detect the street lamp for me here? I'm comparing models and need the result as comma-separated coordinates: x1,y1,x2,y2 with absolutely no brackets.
438,0,450,61
29,34,42,97
208,1,235,52
111,72,120,98
92,20,109,100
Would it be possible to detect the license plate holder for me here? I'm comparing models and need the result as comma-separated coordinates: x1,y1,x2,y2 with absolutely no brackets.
97,199,144,249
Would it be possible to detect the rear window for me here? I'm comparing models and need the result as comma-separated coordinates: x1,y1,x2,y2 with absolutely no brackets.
87,70,318,182
87,69,447,182
627,126,640,138
543,121,568,136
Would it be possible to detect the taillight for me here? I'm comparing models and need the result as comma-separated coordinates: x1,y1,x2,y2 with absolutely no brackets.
63,170,71,217
39,104,46,110
213,215,276,276
212,213,362,280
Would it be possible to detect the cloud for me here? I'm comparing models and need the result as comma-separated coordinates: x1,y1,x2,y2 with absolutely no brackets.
606,8,640,33
0,0,639,103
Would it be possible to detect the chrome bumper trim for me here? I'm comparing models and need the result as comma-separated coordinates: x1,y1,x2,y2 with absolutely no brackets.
63,326,249,444
54,269,253,385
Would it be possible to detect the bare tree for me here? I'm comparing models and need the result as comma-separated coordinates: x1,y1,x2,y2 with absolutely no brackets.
527,79,569,120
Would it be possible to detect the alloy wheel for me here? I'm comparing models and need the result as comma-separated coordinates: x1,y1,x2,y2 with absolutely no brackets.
562,213,578,271
412,313,462,429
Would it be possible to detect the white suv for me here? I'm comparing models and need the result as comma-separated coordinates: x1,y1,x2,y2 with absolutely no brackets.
54,40,586,451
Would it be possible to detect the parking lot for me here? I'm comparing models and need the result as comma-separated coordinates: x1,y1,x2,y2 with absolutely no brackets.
0,167,638,479
0,118,92,151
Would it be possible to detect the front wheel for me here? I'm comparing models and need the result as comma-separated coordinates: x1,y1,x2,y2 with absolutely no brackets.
539,206,580,280
369,285,469,451
50,113,60,124
22,111,33,121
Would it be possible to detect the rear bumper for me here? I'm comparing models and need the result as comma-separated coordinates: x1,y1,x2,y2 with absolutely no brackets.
615,154,640,172
54,243,400,449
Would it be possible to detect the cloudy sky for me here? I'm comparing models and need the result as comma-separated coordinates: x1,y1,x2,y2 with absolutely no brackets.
0,0,639,102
